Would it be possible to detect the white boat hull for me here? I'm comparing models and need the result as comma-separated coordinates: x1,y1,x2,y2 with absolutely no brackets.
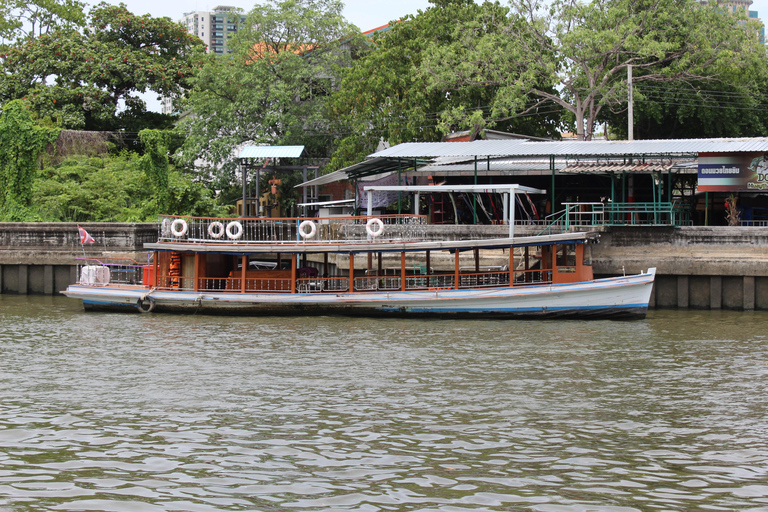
63,268,656,319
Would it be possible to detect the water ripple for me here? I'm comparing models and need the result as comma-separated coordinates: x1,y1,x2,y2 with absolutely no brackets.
1,297,767,511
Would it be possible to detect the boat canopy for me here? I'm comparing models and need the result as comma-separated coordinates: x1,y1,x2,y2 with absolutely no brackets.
145,231,596,255
362,184,546,238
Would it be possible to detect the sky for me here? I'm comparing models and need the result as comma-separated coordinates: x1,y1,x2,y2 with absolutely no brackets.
97,0,434,32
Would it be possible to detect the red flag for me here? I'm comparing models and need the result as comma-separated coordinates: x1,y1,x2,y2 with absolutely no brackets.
78,225,95,245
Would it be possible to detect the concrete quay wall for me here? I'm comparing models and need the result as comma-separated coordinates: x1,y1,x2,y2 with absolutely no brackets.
0,222,766,310
0,223,154,294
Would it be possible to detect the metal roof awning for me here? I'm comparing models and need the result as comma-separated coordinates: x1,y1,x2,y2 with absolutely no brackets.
296,157,431,188
369,137,768,159
363,184,546,195
239,145,305,159
298,199,355,207
560,162,677,174
416,157,566,176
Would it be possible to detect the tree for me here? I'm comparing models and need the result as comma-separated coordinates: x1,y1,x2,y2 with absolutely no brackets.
0,2,206,131
327,0,563,171
33,151,222,221
0,0,85,43
420,0,767,140
178,0,364,185
0,100,59,221
603,74,768,140
138,129,172,212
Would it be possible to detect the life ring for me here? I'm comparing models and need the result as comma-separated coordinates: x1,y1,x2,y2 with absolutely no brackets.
208,221,225,239
136,296,155,313
366,218,384,238
226,221,243,240
170,218,188,237
298,220,317,239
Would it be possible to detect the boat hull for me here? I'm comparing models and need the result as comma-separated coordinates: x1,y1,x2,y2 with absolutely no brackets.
63,269,656,319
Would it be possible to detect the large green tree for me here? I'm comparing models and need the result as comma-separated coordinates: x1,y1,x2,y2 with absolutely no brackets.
421,0,767,140
0,2,206,131
328,0,563,171
178,0,364,185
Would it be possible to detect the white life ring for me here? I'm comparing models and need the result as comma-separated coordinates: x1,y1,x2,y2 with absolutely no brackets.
298,220,317,239
226,221,243,240
170,218,188,237
366,218,384,238
208,221,225,239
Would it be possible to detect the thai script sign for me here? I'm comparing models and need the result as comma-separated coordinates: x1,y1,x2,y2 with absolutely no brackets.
698,152,768,192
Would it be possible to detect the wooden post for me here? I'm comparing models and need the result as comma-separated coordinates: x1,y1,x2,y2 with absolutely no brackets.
454,250,460,289
401,252,407,291
194,253,202,292
291,254,297,293
241,255,247,293
524,246,530,282
153,252,159,288
509,246,514,287
349,253,355,293
474,247,480,273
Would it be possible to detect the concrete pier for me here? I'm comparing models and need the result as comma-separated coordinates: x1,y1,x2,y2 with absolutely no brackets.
1,222,767,310
0,223,154,295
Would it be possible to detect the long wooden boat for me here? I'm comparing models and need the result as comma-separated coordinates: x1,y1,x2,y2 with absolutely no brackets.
63,214,656,318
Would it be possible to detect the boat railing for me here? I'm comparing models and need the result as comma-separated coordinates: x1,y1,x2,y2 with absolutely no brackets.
76,257,146,286
157,214,429,244
152,268,553,294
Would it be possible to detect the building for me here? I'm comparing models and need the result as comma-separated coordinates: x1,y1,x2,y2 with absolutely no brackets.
703,0,765,42
161,6,247,114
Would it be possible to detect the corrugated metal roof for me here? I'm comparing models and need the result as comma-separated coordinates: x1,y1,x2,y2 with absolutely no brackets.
418,157,565,173
239,145,305,159
369,137,768,158
560,162,674,174
296,157,429,187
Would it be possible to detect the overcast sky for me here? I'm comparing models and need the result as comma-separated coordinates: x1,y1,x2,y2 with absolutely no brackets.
98,0,434,32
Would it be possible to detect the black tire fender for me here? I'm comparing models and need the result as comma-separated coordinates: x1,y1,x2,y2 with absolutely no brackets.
137,296,156,313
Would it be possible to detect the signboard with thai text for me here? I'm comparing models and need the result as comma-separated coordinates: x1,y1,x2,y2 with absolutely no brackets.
698,152,768,192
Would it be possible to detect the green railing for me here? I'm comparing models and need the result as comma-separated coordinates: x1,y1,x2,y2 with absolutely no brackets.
561,202,691,229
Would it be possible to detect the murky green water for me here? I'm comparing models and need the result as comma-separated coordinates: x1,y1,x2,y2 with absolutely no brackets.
1,295,767,511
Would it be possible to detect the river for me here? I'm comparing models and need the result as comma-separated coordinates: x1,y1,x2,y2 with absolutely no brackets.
1,295,767,511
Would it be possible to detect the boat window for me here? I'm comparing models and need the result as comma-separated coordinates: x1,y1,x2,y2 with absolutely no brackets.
556,244,576,267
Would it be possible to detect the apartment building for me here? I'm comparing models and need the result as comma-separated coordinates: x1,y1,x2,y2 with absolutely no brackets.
161,5,247,114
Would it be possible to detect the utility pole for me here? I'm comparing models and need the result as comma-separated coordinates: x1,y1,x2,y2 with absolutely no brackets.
627,65,634,141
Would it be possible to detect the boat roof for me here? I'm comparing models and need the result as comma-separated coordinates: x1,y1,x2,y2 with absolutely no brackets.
362,184,546,194
145,231,597,255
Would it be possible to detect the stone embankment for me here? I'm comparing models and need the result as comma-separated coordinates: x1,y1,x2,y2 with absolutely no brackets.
1,222,766,310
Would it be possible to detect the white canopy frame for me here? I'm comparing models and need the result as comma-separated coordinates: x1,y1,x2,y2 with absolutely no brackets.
363,184,546,238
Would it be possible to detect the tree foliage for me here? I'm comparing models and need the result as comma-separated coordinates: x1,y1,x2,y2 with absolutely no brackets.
327,0,563,171
0,2,206,131
0,0,85,43
178,0,364,184
138,129,172,212
0,100,59,220
32,151,223,222
420,0,768,140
